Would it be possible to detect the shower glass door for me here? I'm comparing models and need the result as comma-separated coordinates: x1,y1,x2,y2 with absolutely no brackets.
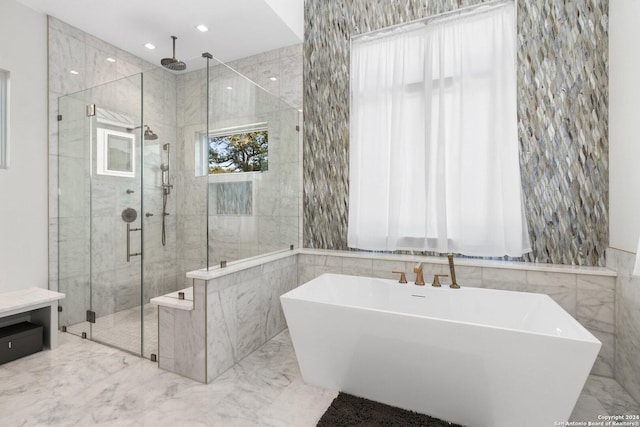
58,74,145,356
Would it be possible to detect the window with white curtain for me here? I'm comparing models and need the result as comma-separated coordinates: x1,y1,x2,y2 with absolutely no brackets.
0,69,9,169
348,0,531,257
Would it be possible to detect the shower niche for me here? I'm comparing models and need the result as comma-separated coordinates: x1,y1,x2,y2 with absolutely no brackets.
56,55,301,358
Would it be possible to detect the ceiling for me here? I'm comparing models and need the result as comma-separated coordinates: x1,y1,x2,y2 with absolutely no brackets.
16,0,303,66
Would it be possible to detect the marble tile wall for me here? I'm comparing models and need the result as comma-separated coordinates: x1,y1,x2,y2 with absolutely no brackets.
606,248,640,404
297,252,617,378
157,255,297,383
205,255,298,382
226,44,303,110
141,68,179,303
175,67,208,283
49,18,179,329
51,17,133,323
213,45,303,262
176,55,302,271
158,282,207,382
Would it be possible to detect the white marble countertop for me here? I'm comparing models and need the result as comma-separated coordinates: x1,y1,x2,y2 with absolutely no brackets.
0,287,66,316
150,286,193,311
186,248,296,281
185,248,616,281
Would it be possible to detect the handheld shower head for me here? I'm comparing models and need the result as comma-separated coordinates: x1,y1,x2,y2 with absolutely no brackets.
160,163,169,172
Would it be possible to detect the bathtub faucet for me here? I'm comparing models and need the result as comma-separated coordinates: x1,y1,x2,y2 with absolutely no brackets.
413,263,425,286
448,254,460,289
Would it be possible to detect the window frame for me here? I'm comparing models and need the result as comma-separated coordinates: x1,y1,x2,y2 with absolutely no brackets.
200,122,269,176
96,127,136,178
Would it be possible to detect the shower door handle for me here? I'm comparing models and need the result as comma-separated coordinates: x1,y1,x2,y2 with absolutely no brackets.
126,223,142,262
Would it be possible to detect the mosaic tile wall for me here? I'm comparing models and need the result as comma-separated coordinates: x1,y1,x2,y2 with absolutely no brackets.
303,0,609,266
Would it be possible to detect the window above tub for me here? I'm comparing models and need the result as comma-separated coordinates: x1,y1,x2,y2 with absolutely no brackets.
348,0,531,258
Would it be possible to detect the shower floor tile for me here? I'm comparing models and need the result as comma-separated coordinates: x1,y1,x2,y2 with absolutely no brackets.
66,303,158,358
0,329,636,426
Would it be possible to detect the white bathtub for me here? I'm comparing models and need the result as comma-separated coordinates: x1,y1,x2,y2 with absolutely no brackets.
281,273,601,427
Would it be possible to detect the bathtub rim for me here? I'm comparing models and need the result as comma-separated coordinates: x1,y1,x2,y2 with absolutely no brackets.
281,272,602,346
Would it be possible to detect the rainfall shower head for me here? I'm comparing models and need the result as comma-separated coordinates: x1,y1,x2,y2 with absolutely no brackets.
161,36,186,71
126,125,158,141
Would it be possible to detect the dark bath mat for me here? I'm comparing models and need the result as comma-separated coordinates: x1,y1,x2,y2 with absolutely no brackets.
317,392,466,427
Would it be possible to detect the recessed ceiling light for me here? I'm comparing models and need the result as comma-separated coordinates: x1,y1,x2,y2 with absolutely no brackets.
269,76,277,81
196,24,209,32
106,57,116,63
70,70,79,75
145,43,156,50
226,86,233,90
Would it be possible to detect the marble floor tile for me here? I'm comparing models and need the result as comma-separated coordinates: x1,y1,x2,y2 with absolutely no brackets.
570,393,608,422
0,328,637,427
0,330,336,427
582,375,640,416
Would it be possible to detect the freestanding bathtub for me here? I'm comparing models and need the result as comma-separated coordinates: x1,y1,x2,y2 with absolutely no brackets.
281,273,601,427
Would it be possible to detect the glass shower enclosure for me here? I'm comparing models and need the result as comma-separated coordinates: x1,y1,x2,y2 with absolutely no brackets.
57,73,148,355
56,54,301,358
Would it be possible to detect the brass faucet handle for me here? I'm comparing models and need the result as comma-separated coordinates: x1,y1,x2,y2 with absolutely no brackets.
432,274,448,287
392,270,407,284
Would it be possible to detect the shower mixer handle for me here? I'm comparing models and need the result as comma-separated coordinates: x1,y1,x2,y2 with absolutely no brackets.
126,223,142,262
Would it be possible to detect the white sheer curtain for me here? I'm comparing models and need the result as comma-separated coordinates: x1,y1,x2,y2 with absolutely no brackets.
348,0,531,257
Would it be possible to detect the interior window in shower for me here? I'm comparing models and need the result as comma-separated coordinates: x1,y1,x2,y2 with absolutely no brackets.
204,122,268,174
96,128,135,177
0,68,9,169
